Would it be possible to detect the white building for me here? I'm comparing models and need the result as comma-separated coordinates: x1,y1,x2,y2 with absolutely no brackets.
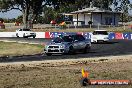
65,6,122,26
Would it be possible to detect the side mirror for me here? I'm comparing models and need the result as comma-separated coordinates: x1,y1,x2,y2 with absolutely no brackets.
74,40,78,42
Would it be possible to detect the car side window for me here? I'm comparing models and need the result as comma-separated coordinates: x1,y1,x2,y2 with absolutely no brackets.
74,35,78,41
78,35,85,41
74,35,85,41
93,31,108,35
93,31,96,35
19,29,22,31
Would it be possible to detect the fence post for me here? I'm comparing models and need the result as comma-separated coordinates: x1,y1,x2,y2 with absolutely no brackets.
75,24,77,29
98,23,100,30
123,24,125,30
68,24,70,29
55,24,56,29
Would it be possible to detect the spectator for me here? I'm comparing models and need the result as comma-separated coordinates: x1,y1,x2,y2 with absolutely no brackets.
50,20,56,26
0,18,5,29
59,21,66,29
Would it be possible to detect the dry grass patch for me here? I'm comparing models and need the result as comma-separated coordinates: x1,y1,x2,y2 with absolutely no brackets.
0,60,132,88
1,26,132,32
0,41,43,57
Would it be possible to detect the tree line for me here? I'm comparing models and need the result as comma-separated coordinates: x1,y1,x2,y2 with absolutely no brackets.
0,0,132,28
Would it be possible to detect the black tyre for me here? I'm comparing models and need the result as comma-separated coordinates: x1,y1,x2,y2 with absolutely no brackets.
80,78,88,86
83,45,90,53
33,36,36,38
23,33,26,38
16,33,19,37
46,53,52,56
68,46,75,54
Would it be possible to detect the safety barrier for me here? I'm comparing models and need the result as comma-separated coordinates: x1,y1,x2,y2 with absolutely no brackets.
0,32,132,39
45,32,132,40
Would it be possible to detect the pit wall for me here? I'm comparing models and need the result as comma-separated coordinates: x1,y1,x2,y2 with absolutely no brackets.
0,32,132,40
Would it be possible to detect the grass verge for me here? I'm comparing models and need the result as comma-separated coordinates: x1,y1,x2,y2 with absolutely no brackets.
0,41,44,57
1,26,132,32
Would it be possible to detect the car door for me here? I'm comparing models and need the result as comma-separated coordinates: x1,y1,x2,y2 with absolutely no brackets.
77,35,86,49
73,35,85,49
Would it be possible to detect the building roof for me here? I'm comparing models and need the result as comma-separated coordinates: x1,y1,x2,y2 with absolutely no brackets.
70,7,122,14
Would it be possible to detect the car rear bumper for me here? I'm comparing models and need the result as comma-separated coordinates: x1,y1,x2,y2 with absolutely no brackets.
92,39,109,42
25,34,36,37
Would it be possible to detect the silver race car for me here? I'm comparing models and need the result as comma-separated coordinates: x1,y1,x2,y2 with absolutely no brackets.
44,34,91,56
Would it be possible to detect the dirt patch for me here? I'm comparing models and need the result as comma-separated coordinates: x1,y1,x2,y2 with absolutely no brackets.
0,55,132,88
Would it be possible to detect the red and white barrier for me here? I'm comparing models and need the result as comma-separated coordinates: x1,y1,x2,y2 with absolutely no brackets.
0,32,132,39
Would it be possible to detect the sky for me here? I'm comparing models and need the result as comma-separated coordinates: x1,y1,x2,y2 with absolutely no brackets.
0,9,22,19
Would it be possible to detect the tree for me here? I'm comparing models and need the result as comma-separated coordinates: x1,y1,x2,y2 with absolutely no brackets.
0,18,4,23
16,15,23,23
42,6,58,24
113,0,131,22
0,0,75,28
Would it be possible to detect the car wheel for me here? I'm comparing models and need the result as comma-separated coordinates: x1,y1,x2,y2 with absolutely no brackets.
16,33,19,37
83,45,90,53
23,33,26,38
46,53,52,56
68,46,75,55
33,36,36,38
23,34,28,38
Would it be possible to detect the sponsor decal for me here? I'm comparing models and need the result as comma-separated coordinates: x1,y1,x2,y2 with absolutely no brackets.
115,33,124,39
45,32,51,38
131,33,132,39
123,33,131,40
109,32,115,39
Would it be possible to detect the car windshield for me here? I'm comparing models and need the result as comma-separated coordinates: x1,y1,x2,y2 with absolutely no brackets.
62,36,73,42
53,36,73,43
53,37,63,43
93,31,108,35
23,29,31,31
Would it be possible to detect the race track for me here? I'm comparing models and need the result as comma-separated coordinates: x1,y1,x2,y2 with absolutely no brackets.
0,38,132,62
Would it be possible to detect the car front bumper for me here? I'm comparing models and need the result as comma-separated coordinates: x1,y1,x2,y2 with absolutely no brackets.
44,48,67,54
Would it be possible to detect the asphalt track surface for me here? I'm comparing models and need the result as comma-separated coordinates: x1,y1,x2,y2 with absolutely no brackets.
0,37,132,63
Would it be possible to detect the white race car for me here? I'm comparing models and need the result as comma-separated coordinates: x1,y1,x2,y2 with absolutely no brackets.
16,28,36,38
91,30,109,43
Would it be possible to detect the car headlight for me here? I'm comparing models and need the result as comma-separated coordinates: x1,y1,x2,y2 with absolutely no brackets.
60,45,65,48
92,37,97,39
104,37,109,39
45,45,48,49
